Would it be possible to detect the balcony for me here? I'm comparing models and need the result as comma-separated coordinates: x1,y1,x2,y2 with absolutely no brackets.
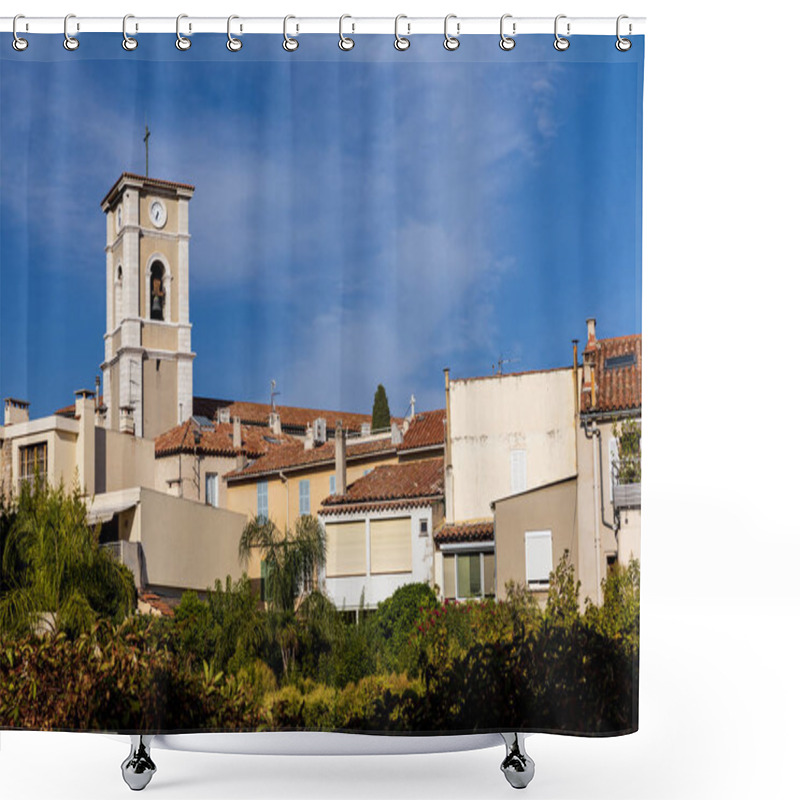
612,456,641,509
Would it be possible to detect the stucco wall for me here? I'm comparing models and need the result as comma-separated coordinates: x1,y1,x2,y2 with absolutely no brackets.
225,451,398,534
95,428,155,494
449,369,576,522
493,477,578,602
136,487,247,593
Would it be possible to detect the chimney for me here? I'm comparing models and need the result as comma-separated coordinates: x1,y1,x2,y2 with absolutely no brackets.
232,416,242,449
4,398,30,426
95,403,107,426
75,390,96,495
94,376,101,410
391,421,403,445
334,421,346,495
269,411,281,435
409,394,416,420
583,318,598,397
119,405,135,435
304,423,314,451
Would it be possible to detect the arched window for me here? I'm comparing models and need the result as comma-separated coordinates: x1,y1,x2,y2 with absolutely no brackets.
150,261,165,321
115,265,123,327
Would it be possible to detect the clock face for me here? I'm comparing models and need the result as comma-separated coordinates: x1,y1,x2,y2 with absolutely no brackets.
149,199,167,228
116,206,123,233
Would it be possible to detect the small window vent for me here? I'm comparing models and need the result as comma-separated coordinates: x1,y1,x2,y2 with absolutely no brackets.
605,353,636,370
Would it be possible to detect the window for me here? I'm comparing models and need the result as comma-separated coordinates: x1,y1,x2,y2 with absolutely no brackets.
326,521,367,577
369,518,412,574
329,475,336,495
299,479,310,516
205,473,218,507
419,518,429,537
525,530,553,589
510,449,527,494
257,480,268,521
442,551,496,600
19,442,47,485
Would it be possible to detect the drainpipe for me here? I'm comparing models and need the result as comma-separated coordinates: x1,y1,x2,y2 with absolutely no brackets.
582,419,620,604
572,339,579,471
279,471,289,530
443,368,454,524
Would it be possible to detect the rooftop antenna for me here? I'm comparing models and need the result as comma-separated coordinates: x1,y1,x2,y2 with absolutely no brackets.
493,354,520,375
143,124,151,177
270,379,281,411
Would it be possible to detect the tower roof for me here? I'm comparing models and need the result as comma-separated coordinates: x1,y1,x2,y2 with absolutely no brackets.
101,172,195,210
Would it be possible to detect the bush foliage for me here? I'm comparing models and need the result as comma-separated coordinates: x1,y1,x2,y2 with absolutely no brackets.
0,479,639,734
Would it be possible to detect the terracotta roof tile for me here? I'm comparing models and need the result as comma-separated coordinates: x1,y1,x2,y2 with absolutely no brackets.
398,409,446,452
434,520,495,544
226,436,396,481
192,396,375,434
154,418,294,458
581,334,642,414
320,458,444,511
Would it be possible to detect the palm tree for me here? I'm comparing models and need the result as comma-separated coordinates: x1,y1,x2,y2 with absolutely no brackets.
238,514,326,673
0,478,136,637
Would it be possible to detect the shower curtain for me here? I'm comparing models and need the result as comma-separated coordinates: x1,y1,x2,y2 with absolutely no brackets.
0,29,643,737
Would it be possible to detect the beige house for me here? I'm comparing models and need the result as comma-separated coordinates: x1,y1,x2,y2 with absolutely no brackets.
492,320,642,605
434,363,578,601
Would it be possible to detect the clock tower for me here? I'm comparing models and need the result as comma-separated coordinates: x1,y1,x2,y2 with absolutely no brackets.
100,173,196,439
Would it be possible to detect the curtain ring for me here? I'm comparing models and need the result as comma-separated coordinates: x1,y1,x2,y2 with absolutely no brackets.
553,14,570,51
339,14,354,51
616,15,632,51
176,14,191,50
499,14,515,51
63,13,79,51
227,15,242,51
283,15,299,51
394,14,410,51
12,14,29,51
443,14,460,51
122,14,138,51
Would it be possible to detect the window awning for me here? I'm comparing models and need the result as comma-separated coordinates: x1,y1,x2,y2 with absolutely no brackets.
87,498,138,525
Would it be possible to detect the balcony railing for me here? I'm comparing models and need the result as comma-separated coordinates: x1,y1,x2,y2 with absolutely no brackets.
611,456,641,509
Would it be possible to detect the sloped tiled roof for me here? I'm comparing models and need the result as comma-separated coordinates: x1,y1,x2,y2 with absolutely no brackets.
398,409,446,453
434,520,495,545
226,436,396,482
154,418,294,458
193,396,375,433
319,458,444,515
581,334,642,414
138,591,176,617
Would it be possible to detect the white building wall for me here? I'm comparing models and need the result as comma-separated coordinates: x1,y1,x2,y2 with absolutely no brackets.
449,368,576,522
321,506,435,611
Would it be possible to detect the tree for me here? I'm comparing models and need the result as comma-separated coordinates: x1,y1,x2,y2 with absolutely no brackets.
238,514,327,675
0,479,135,637
371,384,391,432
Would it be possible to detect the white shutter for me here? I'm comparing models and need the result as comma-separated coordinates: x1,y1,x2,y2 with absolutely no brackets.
511,450,527,494
525,530,553,587
326,521,367,577
609,436,620,486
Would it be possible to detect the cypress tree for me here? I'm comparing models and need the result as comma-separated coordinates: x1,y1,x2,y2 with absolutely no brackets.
371,384,391,431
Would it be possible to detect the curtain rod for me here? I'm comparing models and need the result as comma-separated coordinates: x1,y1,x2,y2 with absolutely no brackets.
1,16,645,36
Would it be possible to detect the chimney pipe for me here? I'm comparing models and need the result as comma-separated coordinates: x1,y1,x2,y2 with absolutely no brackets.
304,423,314,451
94,376,101,410
586,317,597,345
334,420,346,496
232,416,242,449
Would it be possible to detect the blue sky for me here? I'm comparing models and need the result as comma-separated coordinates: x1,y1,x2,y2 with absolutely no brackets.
0,34,642,419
